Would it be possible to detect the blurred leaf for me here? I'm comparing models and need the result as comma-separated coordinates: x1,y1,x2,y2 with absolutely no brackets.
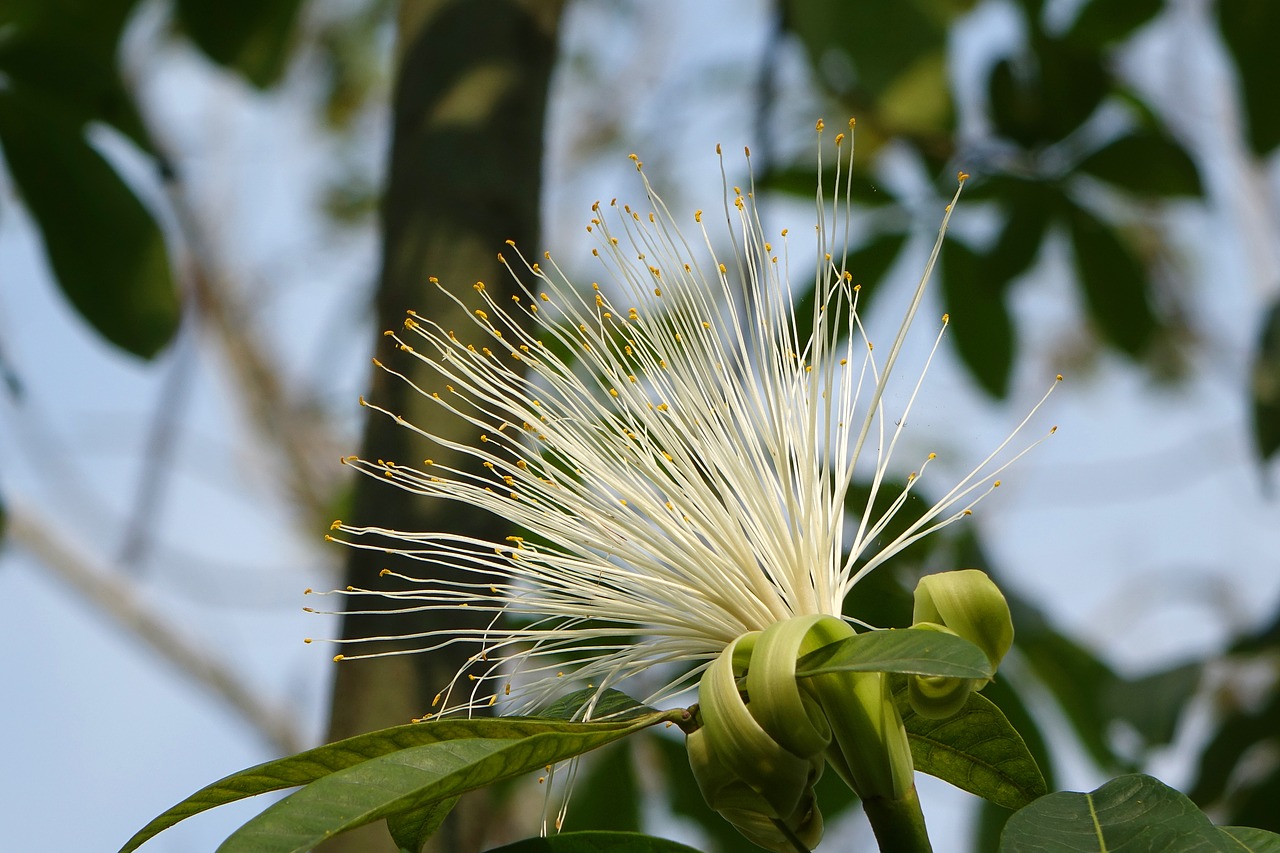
941,239,1015,397
566,742,641,833
1188,686,1280,831
1001,774,1261,851
0,87,179,359
1008,593,1124,770
796,627,993,680
1066,201,1156,357
794,231,907,347
1066,0,1163,48
758,166,896,207
119,711,681,853
988,29,1109,148
783,0,960,137
174,0,304,88
1103,661,1201,750
1251,296,1280,463
386,796,458,853
652,734,747,853
1076,130,1202,197
1216,0,1280,156
483,832,705,853
894,678,1048,809
0,0,152,149
985,188,1053,286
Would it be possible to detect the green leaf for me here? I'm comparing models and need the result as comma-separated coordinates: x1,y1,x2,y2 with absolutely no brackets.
118,712,682,853
0,87,179,359
174,0,304,88
941,239,1015,398
483,832,705,853
0,0,152,148
795,627,993,680
1066,0,1163,47
1076,131,1202,197
538,688,656,722
1000,774,1242,852
1066,201,1156,357
1216,0,1280,156
1103,661,1201,750
1251,296,1280,463
894,679,1047,810
386,796,458,853
1219,827,1280,852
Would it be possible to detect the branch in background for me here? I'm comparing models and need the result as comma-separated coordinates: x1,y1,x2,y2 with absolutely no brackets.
7,503,304,756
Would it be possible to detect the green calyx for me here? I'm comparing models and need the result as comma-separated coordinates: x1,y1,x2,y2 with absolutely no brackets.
907,570,1013,720
687,615,919,851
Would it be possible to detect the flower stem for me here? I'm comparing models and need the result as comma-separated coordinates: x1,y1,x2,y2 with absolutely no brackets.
769,817,813,853
861,785,933,852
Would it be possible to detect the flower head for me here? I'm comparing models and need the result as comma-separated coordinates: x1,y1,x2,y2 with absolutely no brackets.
316,119,1057,719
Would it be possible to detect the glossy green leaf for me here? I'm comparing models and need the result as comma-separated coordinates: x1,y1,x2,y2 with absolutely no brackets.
118,711,681,853
1077,130,1202,197
0,87,179,359
1000,774,1250,852
1216,0,1280,156
174,0,304,88
1251,297,1280,463
539,687,656,722
386,796,458,853
1219,827,1280,852
941,239,1015,398
894,679,1047,810
484,832,705,853
795,627,992,680
1066,202,1155,357
1066,0,1162,47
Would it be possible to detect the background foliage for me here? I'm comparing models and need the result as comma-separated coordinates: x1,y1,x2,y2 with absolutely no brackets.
2,0,1278,850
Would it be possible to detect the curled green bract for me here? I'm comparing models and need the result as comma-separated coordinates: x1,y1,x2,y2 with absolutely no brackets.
908,570,1013,720
687,615,916,852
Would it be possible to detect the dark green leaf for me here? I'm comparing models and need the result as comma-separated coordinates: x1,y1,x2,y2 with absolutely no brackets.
985,193,1052,287
174,0,304,88
1076,131,1202,197
386,796,458,853
118,712,681,853
483,832,705,853
1251,296,1280,463
795,627,993,680
1066,0,1163,47
758,166,896,207
894,679,1047,810
539,688,656,722
941,239,1015,398
1034,35,1110,141
1189,688,1280,832
0,87,178,358
1102,661,1201,750
1001,774,1237,852
566,741,641,833
1216,0,1280,155
0,0,152,148
1066,201,1156,357
1219,826,1280,851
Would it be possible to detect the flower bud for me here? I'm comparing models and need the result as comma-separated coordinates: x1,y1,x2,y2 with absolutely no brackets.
907,570,1013,719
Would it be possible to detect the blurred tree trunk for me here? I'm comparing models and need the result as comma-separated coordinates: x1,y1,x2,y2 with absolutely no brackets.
322,2,563,850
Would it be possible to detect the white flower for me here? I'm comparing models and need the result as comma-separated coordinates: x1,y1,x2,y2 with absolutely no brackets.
314,119,1058,718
